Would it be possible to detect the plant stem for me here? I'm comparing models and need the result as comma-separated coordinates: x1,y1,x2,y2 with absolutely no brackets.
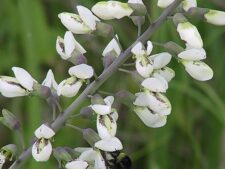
9,1,182,168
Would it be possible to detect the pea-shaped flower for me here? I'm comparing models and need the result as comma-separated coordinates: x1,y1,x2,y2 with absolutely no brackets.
0,67,37,97
58,6,100,34
134,92,171,116
152,67,175,82
57,64,94,97
92,1,133,20
102,36,121,58
32,124,55,162
204,10,225,26
56,31,86,60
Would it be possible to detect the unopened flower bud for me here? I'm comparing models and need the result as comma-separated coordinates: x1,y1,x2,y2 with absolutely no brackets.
204,10,225,26
116,90,135,107
53,147,73,167
82,128,101,147
0,109,21,130
79,107,94,119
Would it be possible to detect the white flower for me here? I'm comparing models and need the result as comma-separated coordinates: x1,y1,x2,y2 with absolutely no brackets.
135,59,153,78
102,36,121,57
157,0,175,8
34,124,55,139
0,76,28,97
32,138,53,162
32,124,55,162
141,77,168,93
128,0,144,4
134,106,167,128
95,137,123,152
177,22,203,48
131,41,153,58
0,153,6,169
178,48,206,61
42,69,58,90
91,96,114,115
204,10,225,26
56,31,86,60
133,92,171,115
69,64,94,79
92,1,133,20
58,6,100,34
149,52,172,69
182,0,197,12
152,67,175,82
97,114,117,139
65,160,88,169
12,67,36,91
57,77,82,97
182,60,213,81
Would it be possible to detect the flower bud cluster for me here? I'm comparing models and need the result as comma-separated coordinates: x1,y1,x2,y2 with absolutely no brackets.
131,41,175,128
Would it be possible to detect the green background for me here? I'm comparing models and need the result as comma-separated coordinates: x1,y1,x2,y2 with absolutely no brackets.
0,0,225,168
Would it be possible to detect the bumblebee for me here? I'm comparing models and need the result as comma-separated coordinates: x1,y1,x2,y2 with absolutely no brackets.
102,151,134,169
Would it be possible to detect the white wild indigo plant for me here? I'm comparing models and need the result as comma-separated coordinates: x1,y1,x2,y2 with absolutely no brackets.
0,0,225,168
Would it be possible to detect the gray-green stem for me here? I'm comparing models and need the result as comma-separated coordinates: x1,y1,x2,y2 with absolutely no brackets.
9,1,182,168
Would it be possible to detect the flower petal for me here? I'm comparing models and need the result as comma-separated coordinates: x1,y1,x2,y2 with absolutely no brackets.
153,67,175,82
91,104,111,115
146,41,153,55
178,48,206,60
12,67,36,91
97,114,117,139
68,64,94,79
177,22,203,48
34,124,55,139
92,1,133,20
157,0,175,8
131,42,145,57
149,52,172,69
134,107,167,128
65,160,88,169
135,59,153,78
57,78,82,97
0,76,27,97
94,151,106,169
141,77,168,93
42,69,58,90
95,137,123,152
102,36,121,57
58,12,91,34
32,139,52,162
56,36,69,60
182,0,197,12
182,60,213,81
77,5,100,30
